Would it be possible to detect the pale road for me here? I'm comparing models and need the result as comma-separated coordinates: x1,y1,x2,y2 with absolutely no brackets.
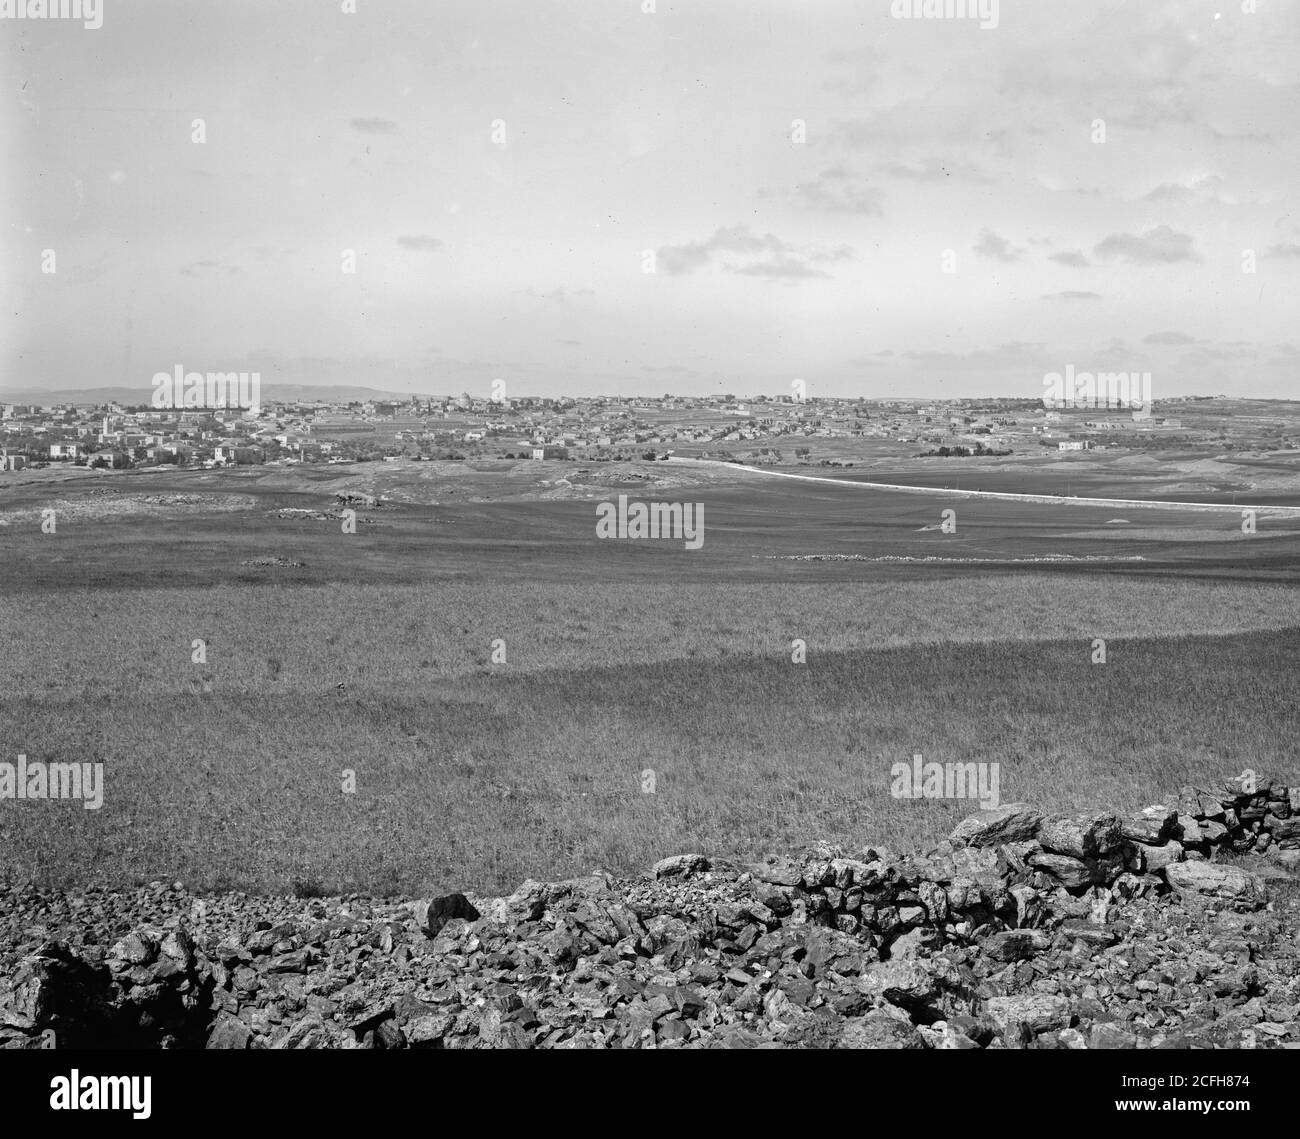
667,457,1300,516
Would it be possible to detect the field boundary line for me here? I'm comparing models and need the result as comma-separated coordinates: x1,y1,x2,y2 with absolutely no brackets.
668,457,1300,516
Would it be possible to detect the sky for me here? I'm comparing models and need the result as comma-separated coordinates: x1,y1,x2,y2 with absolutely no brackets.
3,0,1299,402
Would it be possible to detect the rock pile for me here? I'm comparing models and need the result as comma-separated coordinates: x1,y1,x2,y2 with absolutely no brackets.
333,493,382,509
2,775,1298,1049
239,556,306,568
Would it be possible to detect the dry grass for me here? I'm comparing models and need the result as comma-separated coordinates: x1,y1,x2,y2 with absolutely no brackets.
2,577,1298,896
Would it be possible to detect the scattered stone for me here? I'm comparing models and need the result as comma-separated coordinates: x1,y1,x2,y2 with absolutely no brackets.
3,773,1298,1051
239,556,306,568
984,930,1037,962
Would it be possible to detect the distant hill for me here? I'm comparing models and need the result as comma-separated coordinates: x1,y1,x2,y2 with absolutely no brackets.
0,384,436,406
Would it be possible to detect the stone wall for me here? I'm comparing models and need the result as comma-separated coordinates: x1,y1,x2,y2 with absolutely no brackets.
2,774,1298,1050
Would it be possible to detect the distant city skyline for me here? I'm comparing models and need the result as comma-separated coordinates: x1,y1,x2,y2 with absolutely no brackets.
0,382,1258,409
5,0,1299,402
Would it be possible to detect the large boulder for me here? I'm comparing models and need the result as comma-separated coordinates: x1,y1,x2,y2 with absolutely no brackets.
1120,805,1177,844
653,854,711,879
1028,851,1122,889
1038,811,1123,858
408,892,480,936
983,930,1037,962
1163,861,1266,905
1137,839,1183,871
984,994,1072,1037
949,804,1043,848
1270,817,1300,849
838,1011,926,1049
856,960,941,1014
206,1014,252,1050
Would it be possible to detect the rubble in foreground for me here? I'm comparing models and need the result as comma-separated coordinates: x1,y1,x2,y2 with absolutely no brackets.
3,774,1299,1050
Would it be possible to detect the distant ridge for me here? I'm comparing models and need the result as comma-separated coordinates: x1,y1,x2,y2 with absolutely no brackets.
0,384,433,406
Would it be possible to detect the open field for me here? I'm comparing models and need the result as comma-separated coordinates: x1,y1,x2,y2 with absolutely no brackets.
770,447,1300,506
2,457,1299,896
683,457,1300,517
668,417,1300,506
4,456,1300,591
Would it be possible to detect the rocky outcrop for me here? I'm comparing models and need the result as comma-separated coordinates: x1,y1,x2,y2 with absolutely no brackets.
2,775,1298,1050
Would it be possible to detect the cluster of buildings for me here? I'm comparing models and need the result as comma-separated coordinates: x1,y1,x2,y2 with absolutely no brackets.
0,402,320,471
0,390,1273,473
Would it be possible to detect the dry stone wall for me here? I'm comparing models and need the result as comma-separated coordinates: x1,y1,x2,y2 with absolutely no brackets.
2,774,1298,1049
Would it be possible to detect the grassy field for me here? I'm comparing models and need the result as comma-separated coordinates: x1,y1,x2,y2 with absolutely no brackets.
4,460,1300,593
3,577,1299,896
2,460,1299,896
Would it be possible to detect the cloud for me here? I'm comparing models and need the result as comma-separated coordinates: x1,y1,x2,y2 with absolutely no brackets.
898,341,1050,371
1144,175,1227,205
657,243,713,276
806,244,854,264
1043,291,1102,301
351,118,397,134
1175,343,1259,363
793,167,883,215
1209,126,1274,143
1049,251,1092,268
973,229,1023,263
726,256,830,280
657,226,851,280
709,227,786,255
1143,331,1196,345
883,156,992,184
1093,225,1199,264
397,235,444,252
780,156,982,218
